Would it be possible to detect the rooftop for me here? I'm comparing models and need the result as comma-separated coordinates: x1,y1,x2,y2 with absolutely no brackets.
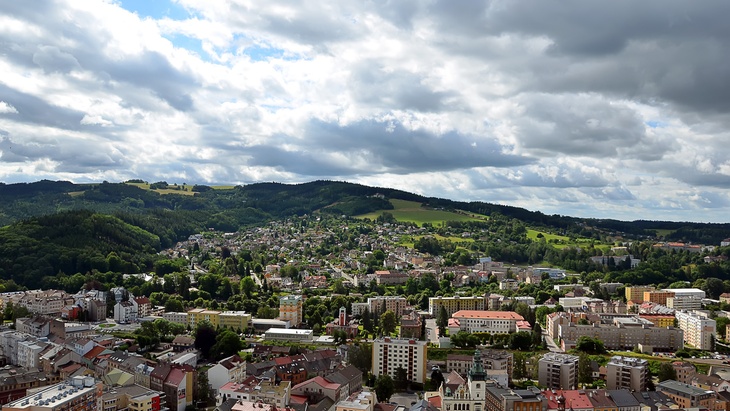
452,310,525,320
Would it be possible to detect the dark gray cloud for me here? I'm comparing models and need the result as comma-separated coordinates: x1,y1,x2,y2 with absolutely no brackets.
0,84,87,130
223,118,533,176
0,134,129,172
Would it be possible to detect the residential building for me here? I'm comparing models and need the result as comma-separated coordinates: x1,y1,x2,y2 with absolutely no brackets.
163,365,195,411
449,311,525,334
544,390,593,411
485,385,547,411
607,390,640,411
643,291,675,306
586,389,617,411
538,353,578,390
219,311,252,331
217,378,291,408
638,314,675,328
663,288,706,299
187,308,220,327
335,390,378,411
208,355,247,395
162,312,188,326
446,350,513,384
429,295,486,317
367,296,408,317
657,380,717,408
99,384,163,411
625,286,655,304
279,295,303,327
372,338,428,384
671,361,696,384
558,319,683,352
606,356,648,392
675,310,716,350
3,376,102,411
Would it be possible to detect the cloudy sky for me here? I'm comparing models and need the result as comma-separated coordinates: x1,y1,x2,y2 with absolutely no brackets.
1,1,730,222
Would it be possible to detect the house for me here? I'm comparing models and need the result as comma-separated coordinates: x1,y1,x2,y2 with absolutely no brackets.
209,355,247,395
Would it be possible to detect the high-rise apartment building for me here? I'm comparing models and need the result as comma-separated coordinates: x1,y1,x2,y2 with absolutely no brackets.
372,338,427,384
606,356,648,391
538,353,578,390
279,295,303,326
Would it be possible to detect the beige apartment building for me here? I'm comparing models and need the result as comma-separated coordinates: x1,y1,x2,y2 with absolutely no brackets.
606,356,648,391
538,353,578,390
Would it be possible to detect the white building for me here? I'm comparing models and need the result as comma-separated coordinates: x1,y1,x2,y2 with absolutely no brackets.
663,288,706,299
450,310,525,334
538,353,578,390
162,312,188,325
372,338,428,384
667,296,703,311
208,355,247,395
263,328,314,342
675,310,716,350
3,376,102,411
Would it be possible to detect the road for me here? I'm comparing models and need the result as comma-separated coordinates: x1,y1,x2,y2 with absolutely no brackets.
425,319,439,344
543,330,563,352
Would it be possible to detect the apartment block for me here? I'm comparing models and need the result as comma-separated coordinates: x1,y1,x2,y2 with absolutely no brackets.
187,308,220,327
675,311,716,351
219,311,252,331
162,312,188,325
538,353,578,390
372,338,427,384
559,318,683,352
368,296,408,316
625,286,655,303
606,356,648,391
643,291,675,306
429,295,486,317
279,295,303,326
667,296,703,311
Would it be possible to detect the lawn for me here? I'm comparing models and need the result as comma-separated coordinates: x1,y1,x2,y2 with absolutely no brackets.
527,229,611,251
356,199,486,226
125,182,234,195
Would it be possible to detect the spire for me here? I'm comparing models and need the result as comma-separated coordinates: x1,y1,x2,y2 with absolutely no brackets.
468,350,487,381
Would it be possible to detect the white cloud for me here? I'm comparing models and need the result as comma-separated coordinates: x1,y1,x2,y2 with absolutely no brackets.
0,0,729,221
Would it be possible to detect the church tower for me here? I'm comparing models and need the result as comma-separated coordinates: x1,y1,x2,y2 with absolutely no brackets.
468,350,487,401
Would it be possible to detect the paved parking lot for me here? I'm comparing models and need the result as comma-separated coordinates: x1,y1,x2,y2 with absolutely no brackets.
390,392,419,408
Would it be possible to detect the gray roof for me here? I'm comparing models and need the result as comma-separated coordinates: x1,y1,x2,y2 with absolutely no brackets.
607,390,640,408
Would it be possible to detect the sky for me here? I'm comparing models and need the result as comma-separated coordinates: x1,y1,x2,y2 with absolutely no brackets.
1,1,730,222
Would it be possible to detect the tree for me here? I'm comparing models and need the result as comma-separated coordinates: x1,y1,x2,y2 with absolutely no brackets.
380,310,397,336
430,368,445,391
575,336,607,354
362,308,373,333
451,331,480,348
349,343,373,373
437,306,448,337
657,362,678,383
195,321,218,359
196,372,211,403
509,331,533,351
531,322,543,347
578,353,593,387
374,375,395,403
240,276,256,297
717,316,730,340
210,329,244,360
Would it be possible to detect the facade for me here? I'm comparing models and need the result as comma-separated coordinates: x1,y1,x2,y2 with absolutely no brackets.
642,291,675,306
450,311,525,334
675,311,716,350
162,312,188,326
605,356,648,392
99,384,163,411
219,311,252,331
537,353,578,390
263,328,314,342
372,338,428,384
279,295,303,327
441,351,493,411
367,296,408,316
429,295,486,317
208,355,247,395
671,361,696,384
335,389,377,411
657,380,716,408
625,287,655,304
559,320,683,352
3,376,102,411
187,308,220,327
218,378,291,408
667,296,703,311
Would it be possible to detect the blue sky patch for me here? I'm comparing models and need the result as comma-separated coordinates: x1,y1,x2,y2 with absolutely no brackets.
119,0,190,20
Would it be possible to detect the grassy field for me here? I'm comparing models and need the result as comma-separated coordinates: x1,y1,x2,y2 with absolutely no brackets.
356,199,486,226
125,182,234,195
654,229,676,238
527,229,611,252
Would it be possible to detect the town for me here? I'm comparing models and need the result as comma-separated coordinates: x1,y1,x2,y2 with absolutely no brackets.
1,214,730,411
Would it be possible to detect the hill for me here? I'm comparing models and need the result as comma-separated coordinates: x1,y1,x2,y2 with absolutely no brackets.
1,180,730,246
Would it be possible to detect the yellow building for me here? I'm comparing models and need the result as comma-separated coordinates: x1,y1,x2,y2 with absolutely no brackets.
640,314,676,328
187,308,220,327
219,311,252,331
625,286,655,303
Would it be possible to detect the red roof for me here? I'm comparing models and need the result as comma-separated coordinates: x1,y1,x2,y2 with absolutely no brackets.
290,395,308,404
293,376,340,391
83,345,106,360
427,396,442,408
